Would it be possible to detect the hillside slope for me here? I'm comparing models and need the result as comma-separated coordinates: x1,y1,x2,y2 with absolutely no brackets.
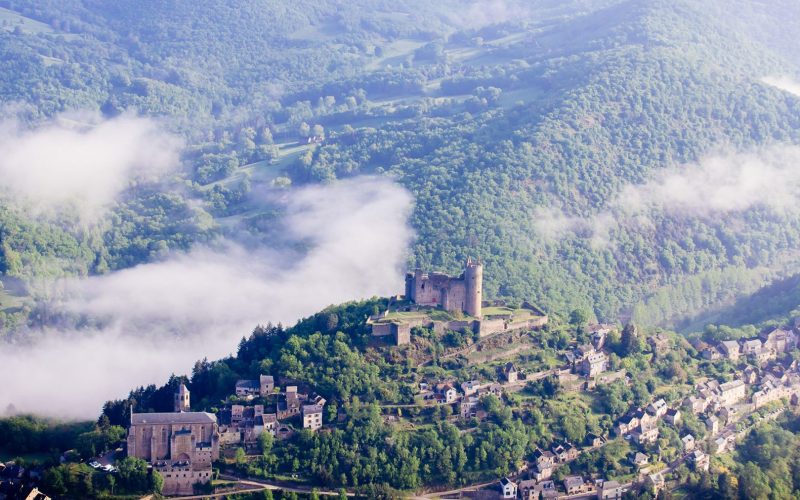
1,0,800,329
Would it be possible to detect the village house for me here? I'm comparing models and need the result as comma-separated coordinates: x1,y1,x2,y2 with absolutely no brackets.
533,448,557,480
742,338,763,357
718,406,738,425
646,473,665,496
646,399,667,418
461,380,482,396
705,415,719,435
435,383,458,404
585,433,604,448
235,379,261,398
564,475,589,495
499,477,517,499
752,381,792,409
616,413,640,436
581,351,609,378
632,452,649,468
254,413,277,437
664,408,681,426
760,327,794,354
718,379,746,406
460,395,480,419
277,386,305,419
743,366,759,385
503,362,519,383
689,450,710,472
719,340,741,361
714,436,730,454
217,404,277,444
702,346,721,360
683,395,708,414
631,422,659,445
681,434,695,452
598,479,628,499
551,442,579,463
517,479,538,500
588,324,614,350
531,480,558,499
478,383,504,398
302,404,323,431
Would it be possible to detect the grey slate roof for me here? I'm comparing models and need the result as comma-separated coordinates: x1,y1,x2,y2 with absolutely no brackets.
131,412,216,425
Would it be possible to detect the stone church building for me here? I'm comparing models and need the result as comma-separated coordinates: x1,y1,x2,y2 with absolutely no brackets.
126,384,220,495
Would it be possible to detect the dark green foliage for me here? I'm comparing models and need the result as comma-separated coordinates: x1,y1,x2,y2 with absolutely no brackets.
0,415,93,455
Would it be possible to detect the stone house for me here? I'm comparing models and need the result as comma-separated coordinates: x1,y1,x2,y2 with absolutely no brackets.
631,423,659,445
664,408,681,426
719,340,740,361
718,379,746,406
681,434,695,452
563,475,588,495
632,452,649,468
461,380,482,396
302,404,323,431
646,399,667,418
689,450,710,472
581,351,609,378
705,415,719,435
435,383,458,404
235,379,261,398
503,363,518,383
599,479,628,499
460,395,480,419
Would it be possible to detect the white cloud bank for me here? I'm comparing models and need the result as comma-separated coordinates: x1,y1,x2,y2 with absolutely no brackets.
762,75,800,97
0,177,414,419
447,0,530,29
0,112,181,222
534,145,800,242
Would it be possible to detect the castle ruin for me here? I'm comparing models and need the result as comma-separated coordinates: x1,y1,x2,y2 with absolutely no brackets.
405,257,483,317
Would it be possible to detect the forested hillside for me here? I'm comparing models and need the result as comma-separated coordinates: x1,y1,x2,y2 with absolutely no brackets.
1,0,800,333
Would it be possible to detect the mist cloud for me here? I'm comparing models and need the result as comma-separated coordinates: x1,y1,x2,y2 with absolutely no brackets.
447,0,530,29
0,112,181,222
762,75,800,97
0,177,414,419
534,145,800,243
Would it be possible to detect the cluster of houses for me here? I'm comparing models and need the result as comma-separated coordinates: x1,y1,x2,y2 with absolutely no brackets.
418,378,506,420
496,475,630,499
220,375,326,447
700,327,797,365
0,462,50,500
615,398,672,446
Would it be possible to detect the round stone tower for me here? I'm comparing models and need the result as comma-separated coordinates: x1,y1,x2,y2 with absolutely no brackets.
464,257,483,318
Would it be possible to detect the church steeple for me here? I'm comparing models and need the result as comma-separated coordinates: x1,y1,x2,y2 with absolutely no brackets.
174,383,190,412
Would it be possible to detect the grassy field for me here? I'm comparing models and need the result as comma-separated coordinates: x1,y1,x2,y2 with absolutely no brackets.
0,7,55,34
0,7,78,39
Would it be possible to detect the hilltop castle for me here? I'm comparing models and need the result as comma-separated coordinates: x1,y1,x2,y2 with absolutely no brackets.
405,257,483,317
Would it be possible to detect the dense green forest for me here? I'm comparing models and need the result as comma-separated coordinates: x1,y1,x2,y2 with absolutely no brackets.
1,0,800,336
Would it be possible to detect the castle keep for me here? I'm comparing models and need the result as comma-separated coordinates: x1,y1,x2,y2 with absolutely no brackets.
406,257,483,317
371,258,548,345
